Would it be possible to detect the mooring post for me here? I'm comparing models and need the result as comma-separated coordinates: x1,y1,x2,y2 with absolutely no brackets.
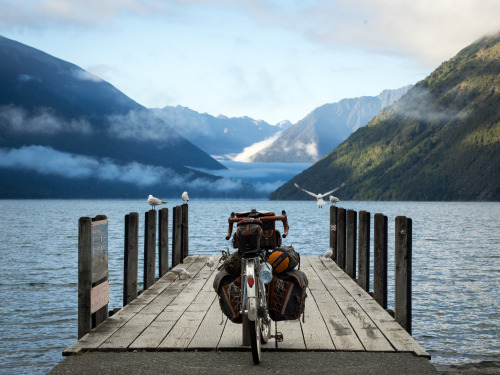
330,206,338,261
144,210,157,290
172,206,183,267
336,208,346,270
374,213,388,309
181,203,189,260
124,212,139,306
395,216,412,334
346,209,357,279
358,211,370,292
78,217,92,339
158,208,169,277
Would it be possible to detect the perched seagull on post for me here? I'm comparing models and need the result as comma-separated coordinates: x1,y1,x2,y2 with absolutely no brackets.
182,191,189,203
329,195,340,205
294,183,345,208
172,267,190,280
148,194,166,210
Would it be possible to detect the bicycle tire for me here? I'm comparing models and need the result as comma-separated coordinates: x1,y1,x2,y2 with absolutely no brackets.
249,319,261,364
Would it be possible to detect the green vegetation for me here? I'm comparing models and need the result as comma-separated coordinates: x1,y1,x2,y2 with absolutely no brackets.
271,33,500,201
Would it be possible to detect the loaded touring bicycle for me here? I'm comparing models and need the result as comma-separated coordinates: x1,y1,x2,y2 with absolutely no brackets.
214,209,308,364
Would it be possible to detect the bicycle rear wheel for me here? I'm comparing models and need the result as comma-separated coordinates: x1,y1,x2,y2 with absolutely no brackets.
249,319,261,364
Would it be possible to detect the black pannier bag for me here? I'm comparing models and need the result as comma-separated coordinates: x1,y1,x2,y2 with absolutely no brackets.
232,218,263,254
213,270,242,323
231,210,281,251
267,270,308,322
260,219,282,250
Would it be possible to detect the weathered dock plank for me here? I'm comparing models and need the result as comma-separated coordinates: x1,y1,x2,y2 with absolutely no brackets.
187,297,225,349
301,257,364,351
64,255,429,358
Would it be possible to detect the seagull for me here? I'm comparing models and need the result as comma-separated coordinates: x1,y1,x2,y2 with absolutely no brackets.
294,183,345,208
206,256,215,270
148,194,166,210
329,195,340,205
182,191,189,203
323,248,333,259
172,267,190,280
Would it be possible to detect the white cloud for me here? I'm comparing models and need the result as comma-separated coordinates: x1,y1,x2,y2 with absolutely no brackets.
0,105,93,134
299,0,500,66
106,110,182,142
0,0,171,29
72,69,102,82
0,145,247,191
232,132,283,162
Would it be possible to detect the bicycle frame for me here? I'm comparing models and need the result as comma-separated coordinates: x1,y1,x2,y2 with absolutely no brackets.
225,209,288,364
242,257,258,321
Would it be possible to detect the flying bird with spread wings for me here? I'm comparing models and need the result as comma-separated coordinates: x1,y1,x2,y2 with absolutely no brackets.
294,182,345,208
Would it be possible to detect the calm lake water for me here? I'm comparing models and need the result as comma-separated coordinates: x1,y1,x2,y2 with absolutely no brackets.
0,200,498,374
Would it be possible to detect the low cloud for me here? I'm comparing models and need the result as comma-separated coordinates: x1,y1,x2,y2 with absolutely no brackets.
201,160,311,194
232,132,282,162
106,110,182,143
0,105,93,135
72,69,102,82
392,86,461,123
0,145,245,191
18,74,39,82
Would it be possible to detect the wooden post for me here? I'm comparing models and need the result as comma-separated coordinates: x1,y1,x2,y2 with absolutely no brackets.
78,215,108,339
346,209,357,279
158,208,169,277
329,206,338,261
78,217,92,339
358,211,370,292
395,216,412,334
172,206,182,267
123,212,139,306
374,213,388,309
336,208,346,270
144,210,156,290
181,203,189,260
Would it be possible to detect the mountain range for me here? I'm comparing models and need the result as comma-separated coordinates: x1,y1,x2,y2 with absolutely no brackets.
0,35,268,198
249,86,412,163
270,32,500,201
154,106,290,159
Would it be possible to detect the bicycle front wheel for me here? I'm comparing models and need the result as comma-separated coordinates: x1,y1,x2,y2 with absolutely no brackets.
249,318,261,364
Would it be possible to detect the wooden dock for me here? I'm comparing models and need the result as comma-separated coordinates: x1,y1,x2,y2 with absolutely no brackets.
64,254,428,357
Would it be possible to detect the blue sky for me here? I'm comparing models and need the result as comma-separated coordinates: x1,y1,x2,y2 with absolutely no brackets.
1,0,499,124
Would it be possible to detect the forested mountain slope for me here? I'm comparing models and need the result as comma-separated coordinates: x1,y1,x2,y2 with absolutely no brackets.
271,33,500,201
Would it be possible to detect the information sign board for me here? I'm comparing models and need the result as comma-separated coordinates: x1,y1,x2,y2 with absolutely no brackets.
91,219,108,283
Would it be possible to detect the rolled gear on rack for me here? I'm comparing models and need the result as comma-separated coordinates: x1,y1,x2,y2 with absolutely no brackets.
267,245,300,273
221,251,242,276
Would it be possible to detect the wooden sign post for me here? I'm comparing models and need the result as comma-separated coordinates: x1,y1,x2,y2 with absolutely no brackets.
78,215,109,339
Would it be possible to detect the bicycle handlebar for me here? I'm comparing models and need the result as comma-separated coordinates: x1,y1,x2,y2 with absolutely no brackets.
225,215,289,240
